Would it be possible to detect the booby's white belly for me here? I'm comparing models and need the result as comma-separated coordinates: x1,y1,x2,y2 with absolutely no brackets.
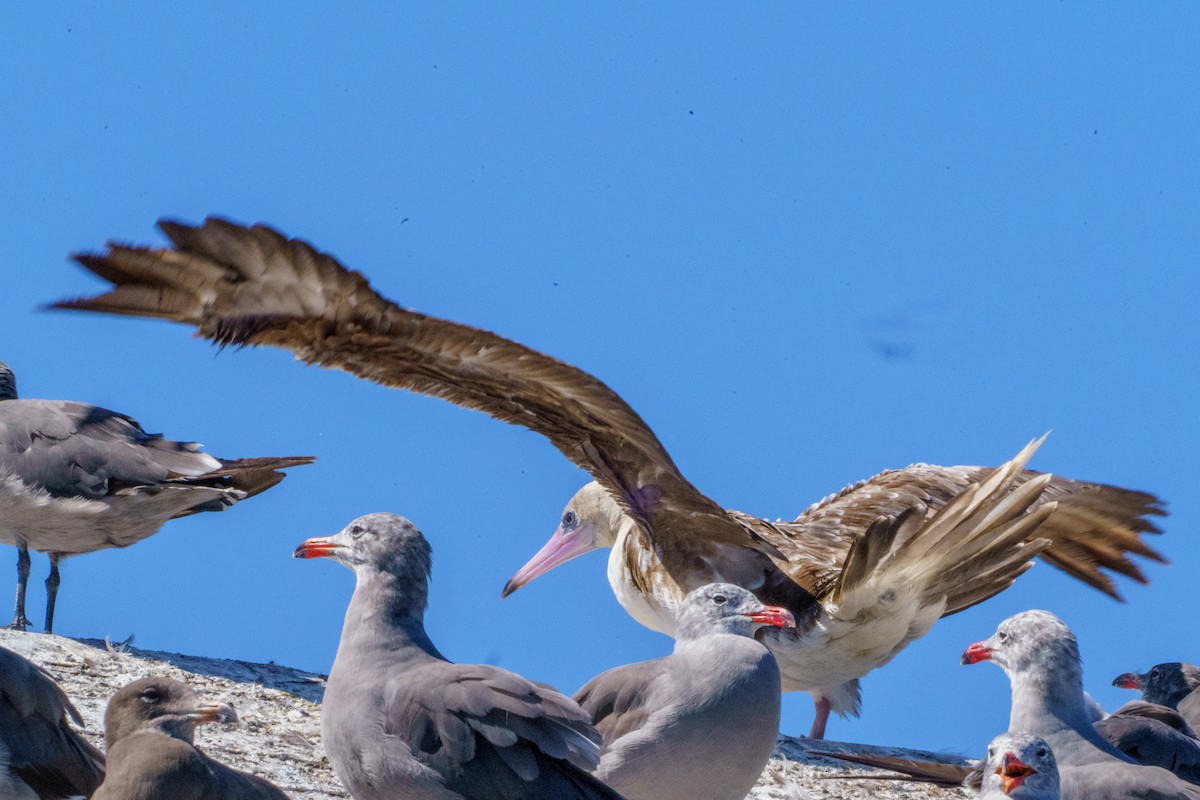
763,595,944,692
605,525,946,693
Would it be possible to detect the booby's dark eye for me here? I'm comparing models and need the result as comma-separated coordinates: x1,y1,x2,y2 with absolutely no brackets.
350,524,365,538
140,687,161,704
712,593,728,605
562,511,578,529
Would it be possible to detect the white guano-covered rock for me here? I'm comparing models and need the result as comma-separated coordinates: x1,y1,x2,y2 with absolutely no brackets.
0,629,967,800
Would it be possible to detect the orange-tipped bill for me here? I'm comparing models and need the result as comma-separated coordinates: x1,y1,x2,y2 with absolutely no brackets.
745,606,796,629
186,702,238,725
998,752,1036,794
962,642,993,665
294,536,342,559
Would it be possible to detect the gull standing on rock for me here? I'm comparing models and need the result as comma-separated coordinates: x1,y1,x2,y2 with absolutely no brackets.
574,583,792,800
963,610,1200,798
92,676,290,800
59,217,1167,737
0,644,105,799
0,359,313,632
294,513,625,800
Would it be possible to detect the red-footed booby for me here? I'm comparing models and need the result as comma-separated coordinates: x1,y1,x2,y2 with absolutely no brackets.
56,217,1167,737
0,358,313,632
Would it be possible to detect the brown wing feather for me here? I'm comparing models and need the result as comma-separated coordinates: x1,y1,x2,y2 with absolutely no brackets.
764,463,1164,602
56,218,774,572
56,218,1167,600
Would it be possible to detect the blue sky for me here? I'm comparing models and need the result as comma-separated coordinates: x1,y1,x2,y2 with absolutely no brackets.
2,5,1197,757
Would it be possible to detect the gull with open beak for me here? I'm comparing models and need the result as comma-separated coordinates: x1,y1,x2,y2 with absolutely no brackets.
981,733,1060,798
963,610,1200,799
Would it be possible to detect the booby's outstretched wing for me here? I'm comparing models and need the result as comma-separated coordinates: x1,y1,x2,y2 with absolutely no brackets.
56,218,1166,601
55,217,775,567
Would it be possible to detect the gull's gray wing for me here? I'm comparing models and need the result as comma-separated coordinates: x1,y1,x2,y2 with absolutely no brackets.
383,661,623,800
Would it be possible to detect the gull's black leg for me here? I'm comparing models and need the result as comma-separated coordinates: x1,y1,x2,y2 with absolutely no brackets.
10,541,32,631
44,553,61,634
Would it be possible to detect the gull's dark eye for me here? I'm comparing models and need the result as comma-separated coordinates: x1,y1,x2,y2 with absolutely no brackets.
998,630,1009,643
562,511,578,529
712,593,728,605
1151,668,1161,679
140,688,161,704
1036,747,1047,758
350,524,365,538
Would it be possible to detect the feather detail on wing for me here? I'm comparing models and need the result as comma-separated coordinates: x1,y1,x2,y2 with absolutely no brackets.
57,217,778,565
383,663,622,800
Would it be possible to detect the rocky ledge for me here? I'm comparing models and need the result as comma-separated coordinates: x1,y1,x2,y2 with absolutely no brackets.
0,629,967,799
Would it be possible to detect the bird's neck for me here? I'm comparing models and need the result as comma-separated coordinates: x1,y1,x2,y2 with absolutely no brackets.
1007,664,1122,757
340,570,443,661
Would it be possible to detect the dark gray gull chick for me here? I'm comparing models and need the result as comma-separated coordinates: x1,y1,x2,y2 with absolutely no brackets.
963,609,1200,798
0,644,104,799
1116,663,1200,730
980,732,1060,799
294,513,625,800
92,676,289,800
0,359,313,632
574,583,793,800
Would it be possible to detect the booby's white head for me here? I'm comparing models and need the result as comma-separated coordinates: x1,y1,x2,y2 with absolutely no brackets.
502,481,628,598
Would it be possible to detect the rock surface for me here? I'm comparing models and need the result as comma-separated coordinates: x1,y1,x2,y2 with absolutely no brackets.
0,629,967,799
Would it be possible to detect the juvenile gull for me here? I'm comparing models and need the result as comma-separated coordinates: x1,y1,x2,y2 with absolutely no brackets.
1115,663,1200,730
0,359,313,632
574,583,792,800
0,644,105,799
963,609,1200,798
92,676,290,800
294,513,624,800
59,216,1167,736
